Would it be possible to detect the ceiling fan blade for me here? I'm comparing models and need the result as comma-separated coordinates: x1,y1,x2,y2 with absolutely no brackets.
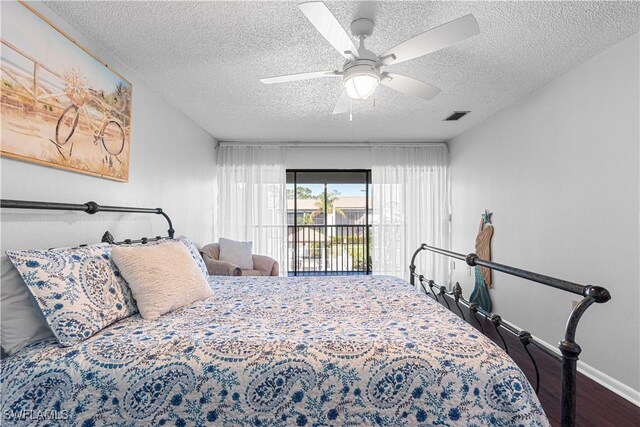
260,70,340,84
380,14,479,65
332,90,351,114
298,2,358,58
381,73,441,100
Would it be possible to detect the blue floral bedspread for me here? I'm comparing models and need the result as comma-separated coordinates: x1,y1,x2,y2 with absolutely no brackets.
1,275,549,426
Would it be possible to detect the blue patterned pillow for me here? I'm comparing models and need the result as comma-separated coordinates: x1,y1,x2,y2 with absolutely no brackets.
6,245,137,346
175,236,209,278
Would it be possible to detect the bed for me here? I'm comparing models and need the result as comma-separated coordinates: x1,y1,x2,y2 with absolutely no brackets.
2,274,548,426
1,199,609,427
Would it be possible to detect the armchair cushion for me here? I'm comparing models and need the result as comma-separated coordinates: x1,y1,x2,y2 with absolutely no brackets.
204,258,241,276
241,269,265,277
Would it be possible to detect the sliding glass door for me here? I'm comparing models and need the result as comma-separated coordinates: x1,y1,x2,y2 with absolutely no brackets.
286,170,372,276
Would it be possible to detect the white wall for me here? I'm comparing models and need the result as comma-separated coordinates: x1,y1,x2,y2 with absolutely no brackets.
449,33,639,401
285,146,372,170
1,1,217,255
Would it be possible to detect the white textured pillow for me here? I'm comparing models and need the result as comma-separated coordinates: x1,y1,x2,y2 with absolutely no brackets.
219,238,253,270
111,241,213,320
120,236,209,278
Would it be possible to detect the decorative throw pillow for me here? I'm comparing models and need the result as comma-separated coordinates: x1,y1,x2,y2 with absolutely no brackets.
121,236,208,278
219,238,253,270
175,236,209,277
111,241,214,320
6,245,137,346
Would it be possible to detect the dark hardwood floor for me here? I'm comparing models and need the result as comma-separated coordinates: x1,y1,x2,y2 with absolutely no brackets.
447,301,640,426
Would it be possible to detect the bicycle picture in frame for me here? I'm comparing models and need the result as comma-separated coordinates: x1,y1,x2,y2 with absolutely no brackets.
1,1,132,182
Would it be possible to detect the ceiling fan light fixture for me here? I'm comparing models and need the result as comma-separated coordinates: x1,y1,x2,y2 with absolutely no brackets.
344,73,379,100
343,66,380,100
263,3,481,112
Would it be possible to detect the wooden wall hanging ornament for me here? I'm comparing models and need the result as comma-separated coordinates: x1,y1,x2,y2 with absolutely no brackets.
470,210,494,311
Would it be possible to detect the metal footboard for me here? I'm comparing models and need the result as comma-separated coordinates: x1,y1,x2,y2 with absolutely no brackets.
409,244,611,427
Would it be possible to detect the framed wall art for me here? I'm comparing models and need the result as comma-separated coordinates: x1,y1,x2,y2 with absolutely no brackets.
1,1,132,182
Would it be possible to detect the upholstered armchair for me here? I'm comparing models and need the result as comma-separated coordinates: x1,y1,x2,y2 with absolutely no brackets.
200,243,279,276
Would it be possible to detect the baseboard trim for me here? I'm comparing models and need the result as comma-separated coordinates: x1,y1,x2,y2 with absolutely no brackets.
577,361,640,406
502,321,640,407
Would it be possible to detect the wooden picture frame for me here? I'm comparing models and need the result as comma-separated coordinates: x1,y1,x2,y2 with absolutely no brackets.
1,1,133,182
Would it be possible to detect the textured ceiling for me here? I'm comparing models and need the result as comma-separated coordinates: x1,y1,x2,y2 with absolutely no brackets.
45,1,639,142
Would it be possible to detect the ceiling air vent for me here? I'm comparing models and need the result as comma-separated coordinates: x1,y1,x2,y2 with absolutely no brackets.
444,111,470,121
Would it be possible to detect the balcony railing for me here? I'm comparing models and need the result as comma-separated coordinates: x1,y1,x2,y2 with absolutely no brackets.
288,225,371,276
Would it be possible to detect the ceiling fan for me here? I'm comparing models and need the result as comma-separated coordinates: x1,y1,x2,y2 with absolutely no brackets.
260,2,480,114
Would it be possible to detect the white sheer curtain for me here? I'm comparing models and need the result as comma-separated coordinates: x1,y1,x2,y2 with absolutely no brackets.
216,146,287,274
371,145,450,286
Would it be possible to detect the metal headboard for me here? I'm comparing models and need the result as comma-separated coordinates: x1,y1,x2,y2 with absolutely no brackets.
409,244,611,427
0,199,175,245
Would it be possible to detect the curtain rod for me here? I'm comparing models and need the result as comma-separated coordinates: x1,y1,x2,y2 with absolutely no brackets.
218,141,447,148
